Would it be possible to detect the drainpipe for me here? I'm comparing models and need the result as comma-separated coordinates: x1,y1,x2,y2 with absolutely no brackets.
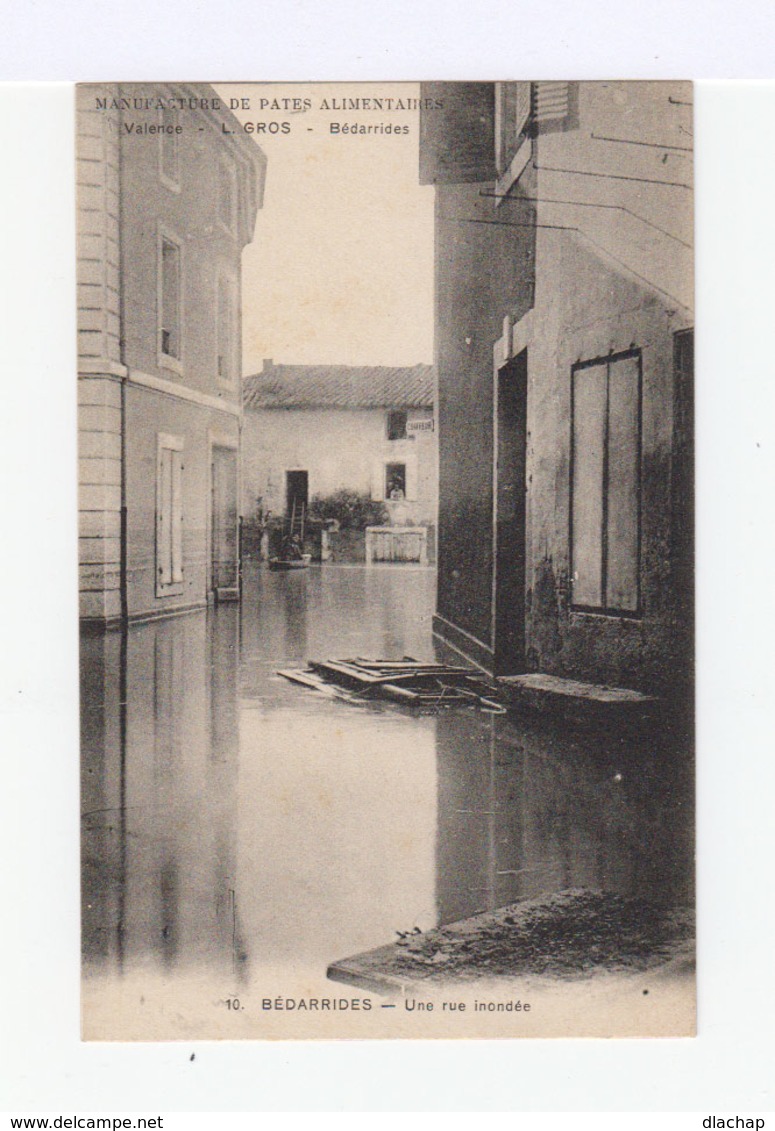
117,88,128,626
120,380,128,625
116,87,129,964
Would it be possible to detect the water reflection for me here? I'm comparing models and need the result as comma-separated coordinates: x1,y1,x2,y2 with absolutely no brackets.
82,607,242,980
434,709,692,926
81,564,692,988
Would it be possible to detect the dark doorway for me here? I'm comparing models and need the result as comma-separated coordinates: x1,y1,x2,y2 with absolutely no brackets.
285,470,309,516
494,349,528,674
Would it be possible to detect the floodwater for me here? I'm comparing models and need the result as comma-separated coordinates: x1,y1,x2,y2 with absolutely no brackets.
81,563,693,1032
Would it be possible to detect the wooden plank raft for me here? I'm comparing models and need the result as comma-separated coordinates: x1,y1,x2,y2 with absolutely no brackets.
279,657,506,711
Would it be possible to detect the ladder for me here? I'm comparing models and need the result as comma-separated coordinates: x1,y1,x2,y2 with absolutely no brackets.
287,498,306,542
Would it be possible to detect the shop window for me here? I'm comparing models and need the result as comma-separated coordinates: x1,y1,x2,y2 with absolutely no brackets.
387,410,408,440
159,236,181,362
571,351,641,614
156,434,184,596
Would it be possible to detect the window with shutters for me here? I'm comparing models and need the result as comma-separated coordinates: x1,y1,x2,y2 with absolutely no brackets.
570,351,641,615
156,433,185,596
532,81,576,134
495,81,577,197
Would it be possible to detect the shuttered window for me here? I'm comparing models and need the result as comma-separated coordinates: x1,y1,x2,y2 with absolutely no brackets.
571,352,641,614
157,434,184,595
533,81,572,129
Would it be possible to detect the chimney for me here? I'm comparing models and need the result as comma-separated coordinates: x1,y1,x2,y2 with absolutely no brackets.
262,358,273,372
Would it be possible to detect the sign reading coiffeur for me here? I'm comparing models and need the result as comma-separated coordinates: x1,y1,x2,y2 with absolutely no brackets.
406,418,434,434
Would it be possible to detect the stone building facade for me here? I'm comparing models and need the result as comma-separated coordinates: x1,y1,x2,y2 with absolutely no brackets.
242,362,437,559
421,82,693,697
77,83,266,625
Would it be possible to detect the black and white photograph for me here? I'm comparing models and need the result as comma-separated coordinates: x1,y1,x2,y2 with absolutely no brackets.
77,80,695,1040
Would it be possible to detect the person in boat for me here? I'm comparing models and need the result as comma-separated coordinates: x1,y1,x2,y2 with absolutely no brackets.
281,532,305,561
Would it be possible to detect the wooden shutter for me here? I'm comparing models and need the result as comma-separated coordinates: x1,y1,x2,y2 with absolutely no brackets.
514,83,532,140
157,434,184,594
497,82,533,174
533,81,572,130
171,452,183,583
571,362,606,608
158,446,173,586
571,355,641,612
605,355,640,612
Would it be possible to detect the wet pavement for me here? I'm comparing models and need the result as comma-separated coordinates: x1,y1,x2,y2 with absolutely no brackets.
81,562,693,1001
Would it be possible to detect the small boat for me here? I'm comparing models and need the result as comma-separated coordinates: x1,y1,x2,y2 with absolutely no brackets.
270,500,311,570
268,553,312,572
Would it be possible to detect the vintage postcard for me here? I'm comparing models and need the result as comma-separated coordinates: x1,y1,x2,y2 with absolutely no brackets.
78,81,694,1040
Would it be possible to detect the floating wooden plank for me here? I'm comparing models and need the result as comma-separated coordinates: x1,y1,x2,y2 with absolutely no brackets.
276,668,358,701
309,659,483,690
284,657,508,712
352,658,471,673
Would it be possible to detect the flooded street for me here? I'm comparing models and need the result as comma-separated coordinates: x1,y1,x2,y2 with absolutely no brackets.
81,563,693,1036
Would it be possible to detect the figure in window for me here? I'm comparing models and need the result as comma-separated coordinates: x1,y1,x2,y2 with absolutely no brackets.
385,462,406,500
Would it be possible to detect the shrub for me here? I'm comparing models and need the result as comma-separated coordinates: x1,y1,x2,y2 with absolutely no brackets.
307,488,389,531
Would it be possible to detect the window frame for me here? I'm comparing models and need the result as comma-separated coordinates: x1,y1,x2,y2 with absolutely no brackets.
157,225,184,376
158,104,181,192
386,409,408,441
217,157,238,237
569,348,643,618
216,270,239,389
494,81,533,199
385,462,407,500
156,432,185,598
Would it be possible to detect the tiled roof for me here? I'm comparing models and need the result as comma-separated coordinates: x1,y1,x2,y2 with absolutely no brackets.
243,362,435,410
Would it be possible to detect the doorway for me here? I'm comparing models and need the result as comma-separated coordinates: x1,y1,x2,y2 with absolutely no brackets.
211,445,239,601
494,349,528,674
285,470,308,517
